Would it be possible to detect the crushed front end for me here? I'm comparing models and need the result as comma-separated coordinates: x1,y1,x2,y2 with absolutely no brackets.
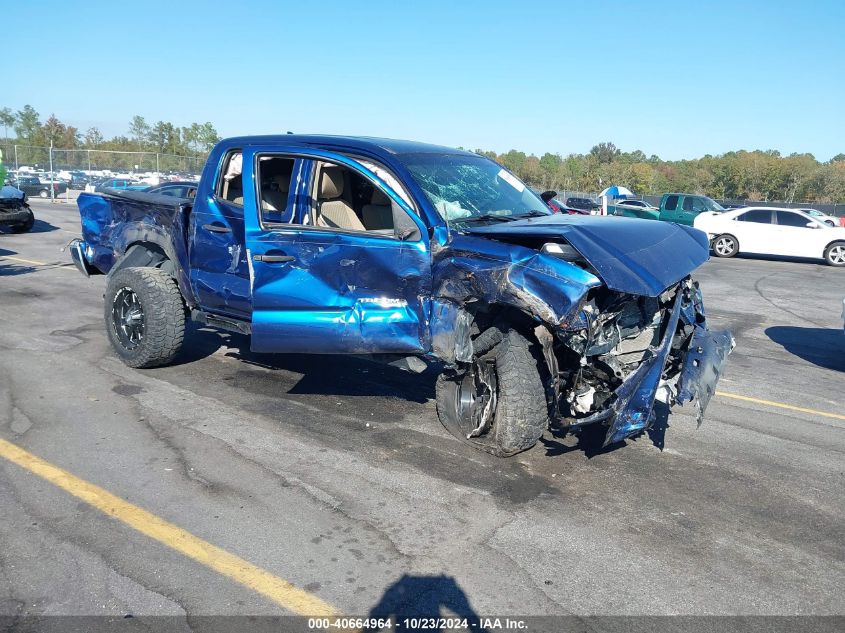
550,277,734,446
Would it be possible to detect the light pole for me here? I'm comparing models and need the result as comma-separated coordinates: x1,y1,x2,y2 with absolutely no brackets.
49,140,55,201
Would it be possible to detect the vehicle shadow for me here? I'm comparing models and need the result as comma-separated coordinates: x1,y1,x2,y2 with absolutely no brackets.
364,574,486,633
541,401,671,457
28,218,61,233
0,247,35,276
174,324,436,403
765,326,845,371
0,219,60,234
0,260,36,276
734,253,827,266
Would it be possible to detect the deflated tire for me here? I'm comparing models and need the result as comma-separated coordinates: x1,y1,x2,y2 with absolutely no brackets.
436,327,549,457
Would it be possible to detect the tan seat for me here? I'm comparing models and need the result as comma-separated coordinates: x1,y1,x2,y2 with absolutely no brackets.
262,174,290,213
362,188,394,230
316,167,365,231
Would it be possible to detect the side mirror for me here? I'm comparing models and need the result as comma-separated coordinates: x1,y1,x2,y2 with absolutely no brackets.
540,190,557,203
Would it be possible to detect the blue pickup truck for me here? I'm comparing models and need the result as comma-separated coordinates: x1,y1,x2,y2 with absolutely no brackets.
68,135,732,456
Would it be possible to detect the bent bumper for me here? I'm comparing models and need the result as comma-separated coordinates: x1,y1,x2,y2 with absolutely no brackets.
0,208,31,225
67,239,101,277
568,283,734,446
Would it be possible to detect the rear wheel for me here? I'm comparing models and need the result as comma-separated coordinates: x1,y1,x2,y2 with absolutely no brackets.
104,267,186,368
39,190,48,198
436,327,549,456
712,234,739,258
824,241,845,267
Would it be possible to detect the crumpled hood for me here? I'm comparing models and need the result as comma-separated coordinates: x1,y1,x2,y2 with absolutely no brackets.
464,214,710,297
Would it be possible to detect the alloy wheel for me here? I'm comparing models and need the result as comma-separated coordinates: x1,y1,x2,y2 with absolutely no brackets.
111,287,145,349
454,358,498,439
714,236,735,256
828,245,845,265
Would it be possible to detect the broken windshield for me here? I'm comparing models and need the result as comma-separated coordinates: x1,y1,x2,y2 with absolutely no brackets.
399,153,551,225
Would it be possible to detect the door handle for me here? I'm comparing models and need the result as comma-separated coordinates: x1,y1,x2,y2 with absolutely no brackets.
254,254,295,263
203,223,231,233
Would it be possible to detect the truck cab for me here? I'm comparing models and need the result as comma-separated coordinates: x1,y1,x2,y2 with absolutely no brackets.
659,193,725,225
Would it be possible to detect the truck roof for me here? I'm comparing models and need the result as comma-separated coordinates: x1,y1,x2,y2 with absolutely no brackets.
219,134,475,158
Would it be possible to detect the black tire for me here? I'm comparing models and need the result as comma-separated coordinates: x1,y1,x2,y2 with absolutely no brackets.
823,241,845,267
104,267,186,368
712,234,739,258
10,209,35,233
39,190,48,198
436,327,549,457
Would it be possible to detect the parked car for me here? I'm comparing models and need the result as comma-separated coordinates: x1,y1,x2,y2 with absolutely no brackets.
11,175,68,198
693,207,845,266
0,184,35,233
69,174,90,190
533,190,589,215
613,199,659,219
657,193,725,225
94,178,138,192
565,197,601,213
68,135,731,457
552,200,590,215
797,208,838,227
144,181,198,198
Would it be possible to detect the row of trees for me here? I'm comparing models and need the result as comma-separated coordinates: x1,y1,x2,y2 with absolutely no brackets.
0,105,218,172
2,105,842,202
476,142,845,204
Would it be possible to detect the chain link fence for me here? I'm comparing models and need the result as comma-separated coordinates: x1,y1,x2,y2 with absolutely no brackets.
1,143,206,175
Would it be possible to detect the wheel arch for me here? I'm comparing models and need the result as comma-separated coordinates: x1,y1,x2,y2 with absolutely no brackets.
429,298,549,363
823,238,845,252
109,241,193,306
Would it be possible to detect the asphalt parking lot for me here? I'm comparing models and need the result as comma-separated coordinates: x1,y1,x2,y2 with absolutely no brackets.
1,200,844,623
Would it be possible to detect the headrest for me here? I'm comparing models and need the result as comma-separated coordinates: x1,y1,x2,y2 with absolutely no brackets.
224,153,242,181
272,174,290,193
371,188,390,205
319,167,344,199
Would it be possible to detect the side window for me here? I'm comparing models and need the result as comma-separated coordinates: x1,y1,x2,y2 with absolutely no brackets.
738,210,772,223
309,160,417,239
664,195,679,211
682,196,694,212
216,150,243,206
256,156,296,224
776,211,811,228
691,197,709,213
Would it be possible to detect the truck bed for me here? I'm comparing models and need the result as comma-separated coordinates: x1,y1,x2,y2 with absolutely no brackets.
77,189,192,275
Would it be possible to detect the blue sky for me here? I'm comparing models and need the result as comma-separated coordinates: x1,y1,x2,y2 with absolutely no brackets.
4,0,844,160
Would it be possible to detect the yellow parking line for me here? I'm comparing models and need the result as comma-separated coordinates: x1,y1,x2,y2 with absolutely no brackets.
0,437,338,616
0,255,75,270
716,391,845,422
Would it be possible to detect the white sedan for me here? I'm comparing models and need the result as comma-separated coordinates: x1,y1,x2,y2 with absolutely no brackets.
693,206,845,266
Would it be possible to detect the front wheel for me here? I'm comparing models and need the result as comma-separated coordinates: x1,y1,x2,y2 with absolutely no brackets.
104,267,186,368
436,327,549,457
712,234,739,258
824,241,845,267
